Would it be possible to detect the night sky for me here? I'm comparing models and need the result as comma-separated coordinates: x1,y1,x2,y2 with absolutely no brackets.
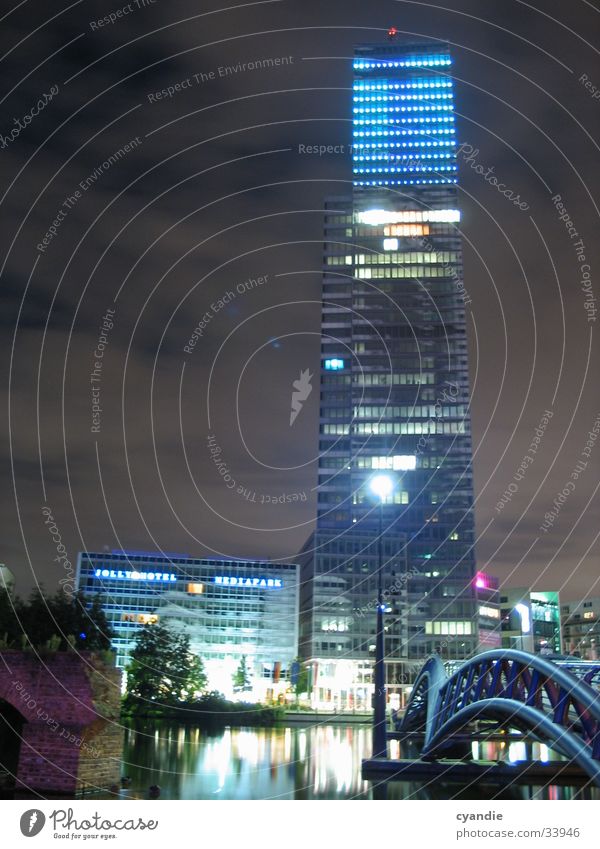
1,0,599,600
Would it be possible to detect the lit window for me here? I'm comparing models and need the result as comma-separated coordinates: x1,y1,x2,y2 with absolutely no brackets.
384,224,430,237
584,611,595,620
324,358,345,370
479,606,500,619
371,455,416,471
187,583,204,594
357,209,460,226
383,238,398,251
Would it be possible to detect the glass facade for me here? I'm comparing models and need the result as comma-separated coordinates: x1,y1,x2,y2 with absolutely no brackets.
501,589,562,655
76,551,299,699
299,41,479,705
562,597,600,659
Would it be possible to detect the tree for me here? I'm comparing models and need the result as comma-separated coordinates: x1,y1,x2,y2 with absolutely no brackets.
0,588,23,647
233,655,252,692
126,623,207,704
167,629,207,701
74,593,113,651
0,588,113,650
290,658,309,703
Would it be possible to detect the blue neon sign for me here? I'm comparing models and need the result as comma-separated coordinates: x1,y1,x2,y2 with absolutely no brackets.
324,358,345,370
94,568,177,582
214,576,283,588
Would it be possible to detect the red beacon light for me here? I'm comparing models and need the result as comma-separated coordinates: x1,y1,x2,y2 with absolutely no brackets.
388,26,398,39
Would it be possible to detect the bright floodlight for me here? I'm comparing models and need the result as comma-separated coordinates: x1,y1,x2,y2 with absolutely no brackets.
369,473,394,501
515,603,531,634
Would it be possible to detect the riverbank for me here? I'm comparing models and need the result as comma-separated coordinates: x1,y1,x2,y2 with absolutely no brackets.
122,693,284,726
284,710,371,724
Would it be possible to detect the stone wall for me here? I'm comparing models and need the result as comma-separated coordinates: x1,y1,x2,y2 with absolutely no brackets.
0,650,123,794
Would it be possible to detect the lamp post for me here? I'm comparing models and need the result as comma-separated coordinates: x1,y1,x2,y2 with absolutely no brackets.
369,473,394,759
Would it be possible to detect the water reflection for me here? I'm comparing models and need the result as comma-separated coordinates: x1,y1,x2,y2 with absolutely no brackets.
121,721,600,801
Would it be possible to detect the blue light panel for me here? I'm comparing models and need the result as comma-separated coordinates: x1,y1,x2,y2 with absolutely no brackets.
324,358,345,370
352,52,457,187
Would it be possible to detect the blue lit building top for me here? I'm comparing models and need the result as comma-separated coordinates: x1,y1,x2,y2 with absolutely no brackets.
352,42,457,187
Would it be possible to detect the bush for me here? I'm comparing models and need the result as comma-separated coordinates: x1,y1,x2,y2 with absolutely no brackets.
121,690,284,726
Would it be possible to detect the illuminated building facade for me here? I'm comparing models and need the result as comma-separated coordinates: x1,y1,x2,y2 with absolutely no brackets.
474,570,501,650
561,597,600,659
501,588,562,655
76,551,299,699
299,40,479,707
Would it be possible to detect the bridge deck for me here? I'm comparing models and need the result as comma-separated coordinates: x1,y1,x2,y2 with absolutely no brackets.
361,758,593,785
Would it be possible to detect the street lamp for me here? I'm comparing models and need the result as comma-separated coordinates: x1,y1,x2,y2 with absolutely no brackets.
369,473,394,759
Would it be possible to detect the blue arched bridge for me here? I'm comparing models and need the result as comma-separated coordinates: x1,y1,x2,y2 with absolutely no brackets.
397,649,600,785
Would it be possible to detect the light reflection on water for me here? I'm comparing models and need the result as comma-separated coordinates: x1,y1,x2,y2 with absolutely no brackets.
121,722,599,800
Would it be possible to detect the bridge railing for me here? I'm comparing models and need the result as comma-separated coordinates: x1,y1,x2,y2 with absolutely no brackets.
397,649,600,785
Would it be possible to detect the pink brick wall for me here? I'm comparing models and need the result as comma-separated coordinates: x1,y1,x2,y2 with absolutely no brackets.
0,651,122,794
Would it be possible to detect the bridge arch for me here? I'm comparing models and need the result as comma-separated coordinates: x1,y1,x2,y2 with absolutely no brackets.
0,651,122,794
399,649,600,786
0,698,26,791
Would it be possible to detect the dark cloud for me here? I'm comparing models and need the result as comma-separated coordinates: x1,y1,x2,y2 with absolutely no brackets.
1,0,598,599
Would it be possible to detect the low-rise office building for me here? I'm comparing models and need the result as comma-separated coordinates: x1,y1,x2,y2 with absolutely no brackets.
561,596,600,659
500,588,562,655
76,550,299,700
475,571,502,651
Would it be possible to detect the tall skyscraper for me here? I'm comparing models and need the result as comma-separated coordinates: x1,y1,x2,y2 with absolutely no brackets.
298,39,479,709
